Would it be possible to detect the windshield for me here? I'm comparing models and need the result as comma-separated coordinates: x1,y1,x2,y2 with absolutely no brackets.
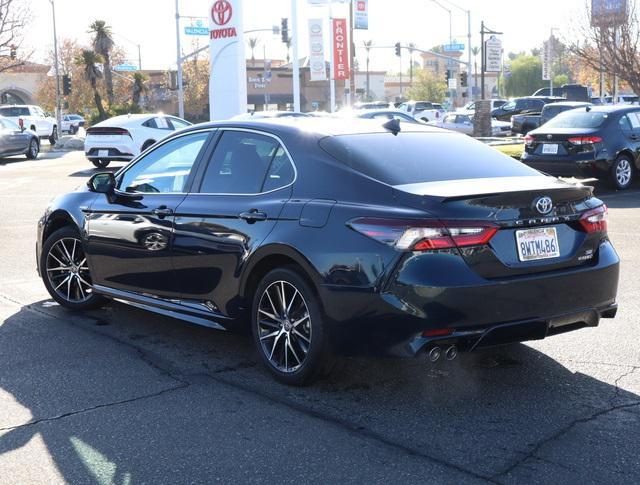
544,110,608,129
0,107,29,117
501,101,515,111
319,132,539,186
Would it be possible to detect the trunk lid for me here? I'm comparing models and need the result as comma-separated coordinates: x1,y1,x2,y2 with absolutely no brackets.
393,175,603,279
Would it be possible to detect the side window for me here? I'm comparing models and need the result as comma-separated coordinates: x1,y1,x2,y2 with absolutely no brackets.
169,117,191,130
398,103,409,112
627,111,640,131
156,117,172,130
199,131,293,194
118,132,209,193
142,118,158,129
619,115,633,132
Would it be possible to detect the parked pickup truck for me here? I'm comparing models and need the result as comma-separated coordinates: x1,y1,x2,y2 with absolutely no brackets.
397,101,446,122
511,101,592,135
0,105,58,144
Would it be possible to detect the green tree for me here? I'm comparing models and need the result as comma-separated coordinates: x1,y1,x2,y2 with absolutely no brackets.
553,73,569,87
131,72,148,109
75,49,107,121
89,20,115,106
405,69,447,103
504,55,547,97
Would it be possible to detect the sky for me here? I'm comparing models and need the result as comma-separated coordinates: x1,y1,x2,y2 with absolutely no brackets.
29,0,584,72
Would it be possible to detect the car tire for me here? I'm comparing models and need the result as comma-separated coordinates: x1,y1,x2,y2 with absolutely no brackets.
251,267,333,386
41,226,106,311
91,159,110,168
610,155,634,190
48,126,58,145
25,138,39,160
141,140,156,152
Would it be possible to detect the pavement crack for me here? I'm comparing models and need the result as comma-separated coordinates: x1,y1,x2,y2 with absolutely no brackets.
492,401,640,481
0,382,189,433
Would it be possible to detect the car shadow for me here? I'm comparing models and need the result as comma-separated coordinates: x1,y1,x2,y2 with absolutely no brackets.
0,300,639,481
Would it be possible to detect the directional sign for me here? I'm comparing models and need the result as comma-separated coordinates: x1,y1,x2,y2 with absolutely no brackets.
185,26,209,36
114,64,138,72
484,35,502,73
443,43,465,52
591,0,628,27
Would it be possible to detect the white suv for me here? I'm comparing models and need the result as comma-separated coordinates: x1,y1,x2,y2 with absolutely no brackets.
397,101,446,123
0,105,58,144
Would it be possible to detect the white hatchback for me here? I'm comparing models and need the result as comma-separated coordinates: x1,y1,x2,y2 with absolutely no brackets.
84,114,192,168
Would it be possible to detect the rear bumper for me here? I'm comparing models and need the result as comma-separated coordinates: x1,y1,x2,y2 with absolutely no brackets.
85,139,135,161
521,152,613,178
322,240,619,355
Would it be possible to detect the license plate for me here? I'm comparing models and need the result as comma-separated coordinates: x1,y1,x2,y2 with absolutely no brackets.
516,227,560,262
98,149,109,158
542,143,559,155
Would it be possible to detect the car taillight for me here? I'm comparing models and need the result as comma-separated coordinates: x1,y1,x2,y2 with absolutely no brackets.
578,205,607,234
524,134,534,146
348,218,498,251
435,111,440,118
86,127,131,137
18,118,24,129
567,136,602,145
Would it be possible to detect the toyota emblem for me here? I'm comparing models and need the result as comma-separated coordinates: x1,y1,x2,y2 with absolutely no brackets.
534,196,553,215
211,0,232,26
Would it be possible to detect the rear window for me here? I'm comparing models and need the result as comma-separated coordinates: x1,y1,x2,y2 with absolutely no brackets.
0,107,29,117
319,132,538,186
544,110,607,129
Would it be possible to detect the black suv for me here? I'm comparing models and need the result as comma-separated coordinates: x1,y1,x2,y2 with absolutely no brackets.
492,97,564,122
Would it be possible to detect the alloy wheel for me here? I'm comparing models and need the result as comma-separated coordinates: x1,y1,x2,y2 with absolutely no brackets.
616,158,632,187
45,237,93,303
28,140,38,158
257,280,312,373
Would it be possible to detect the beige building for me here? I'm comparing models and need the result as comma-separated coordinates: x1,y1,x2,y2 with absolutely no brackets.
0,61,49,105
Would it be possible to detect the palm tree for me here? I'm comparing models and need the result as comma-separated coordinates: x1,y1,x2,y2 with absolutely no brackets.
131,72,148,110
75,49,107,120
89,20,115,106
247,37,260,66
471,46,480,83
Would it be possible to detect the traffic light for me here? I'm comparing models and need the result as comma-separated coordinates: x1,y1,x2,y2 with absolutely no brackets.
62,74,71,95
445,70,451,82
9,44,16,60
394,42,401,57
281,18,289,43
460,71,468,87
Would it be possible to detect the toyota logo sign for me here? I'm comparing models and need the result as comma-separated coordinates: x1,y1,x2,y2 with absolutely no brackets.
534,196,553,215
212,0,232,26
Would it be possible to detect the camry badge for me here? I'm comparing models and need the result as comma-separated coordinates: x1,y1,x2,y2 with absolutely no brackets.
547,134,553,140
534,196,553,215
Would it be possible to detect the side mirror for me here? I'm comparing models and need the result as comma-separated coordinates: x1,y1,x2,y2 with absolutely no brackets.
87,172,115,194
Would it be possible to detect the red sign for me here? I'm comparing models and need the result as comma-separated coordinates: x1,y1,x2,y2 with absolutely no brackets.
332,18,349,81
211,0,232,26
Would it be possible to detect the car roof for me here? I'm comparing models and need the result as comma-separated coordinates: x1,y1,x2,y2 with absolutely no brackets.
577,105,640,113
183,116,445,138
544,101,592,107
93,114,158,126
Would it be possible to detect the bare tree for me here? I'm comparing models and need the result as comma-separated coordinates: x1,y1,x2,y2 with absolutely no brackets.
0,0,32,72
569,1,640,95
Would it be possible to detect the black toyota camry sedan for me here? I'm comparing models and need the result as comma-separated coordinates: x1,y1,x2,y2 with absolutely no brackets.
36,118,619,385
522,105,640,190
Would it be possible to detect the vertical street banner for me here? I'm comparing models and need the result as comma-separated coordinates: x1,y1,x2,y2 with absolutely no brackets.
332,18,349,81
208,0,247,120
541,40,551,81
308,18,327,81
354,0,369,30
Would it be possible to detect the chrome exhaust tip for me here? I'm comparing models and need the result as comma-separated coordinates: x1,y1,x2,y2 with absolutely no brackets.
427,346,442,362
445,345,458,361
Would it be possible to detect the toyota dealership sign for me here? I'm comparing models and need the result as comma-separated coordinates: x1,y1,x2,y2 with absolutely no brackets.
209,0,247,119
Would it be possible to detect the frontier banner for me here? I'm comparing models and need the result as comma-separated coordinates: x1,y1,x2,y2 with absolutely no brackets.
308,19,326,81
332,18,349,81
208,0,247,120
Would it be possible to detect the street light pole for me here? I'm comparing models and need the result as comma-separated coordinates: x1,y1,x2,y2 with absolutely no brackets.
175,0,185,119
50,0,62,135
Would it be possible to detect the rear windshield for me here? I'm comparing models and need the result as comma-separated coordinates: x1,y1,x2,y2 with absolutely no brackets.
0,107,29,117
319,132,538,186
544,110,607,129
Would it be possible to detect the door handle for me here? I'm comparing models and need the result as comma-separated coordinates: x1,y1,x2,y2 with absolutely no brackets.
239,209,267,223
151,206,174,218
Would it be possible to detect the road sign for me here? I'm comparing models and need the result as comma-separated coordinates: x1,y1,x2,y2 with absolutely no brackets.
448,78,457,89
484,35,502,73
114,64,138,71
443,43,465,52
185,26,209,36
591,0,628,27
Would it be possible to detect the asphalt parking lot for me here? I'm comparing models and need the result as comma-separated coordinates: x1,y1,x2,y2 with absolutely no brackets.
1,149,639,483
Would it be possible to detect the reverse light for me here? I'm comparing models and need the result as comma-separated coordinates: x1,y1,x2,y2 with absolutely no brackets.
578,205,608,234
568,136,602,145
348,218,498,251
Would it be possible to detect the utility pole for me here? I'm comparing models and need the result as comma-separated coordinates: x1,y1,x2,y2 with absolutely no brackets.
175,0,185,119
291,0,301,112
348,0,356,106
365,41,371,100
50,0,62,136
